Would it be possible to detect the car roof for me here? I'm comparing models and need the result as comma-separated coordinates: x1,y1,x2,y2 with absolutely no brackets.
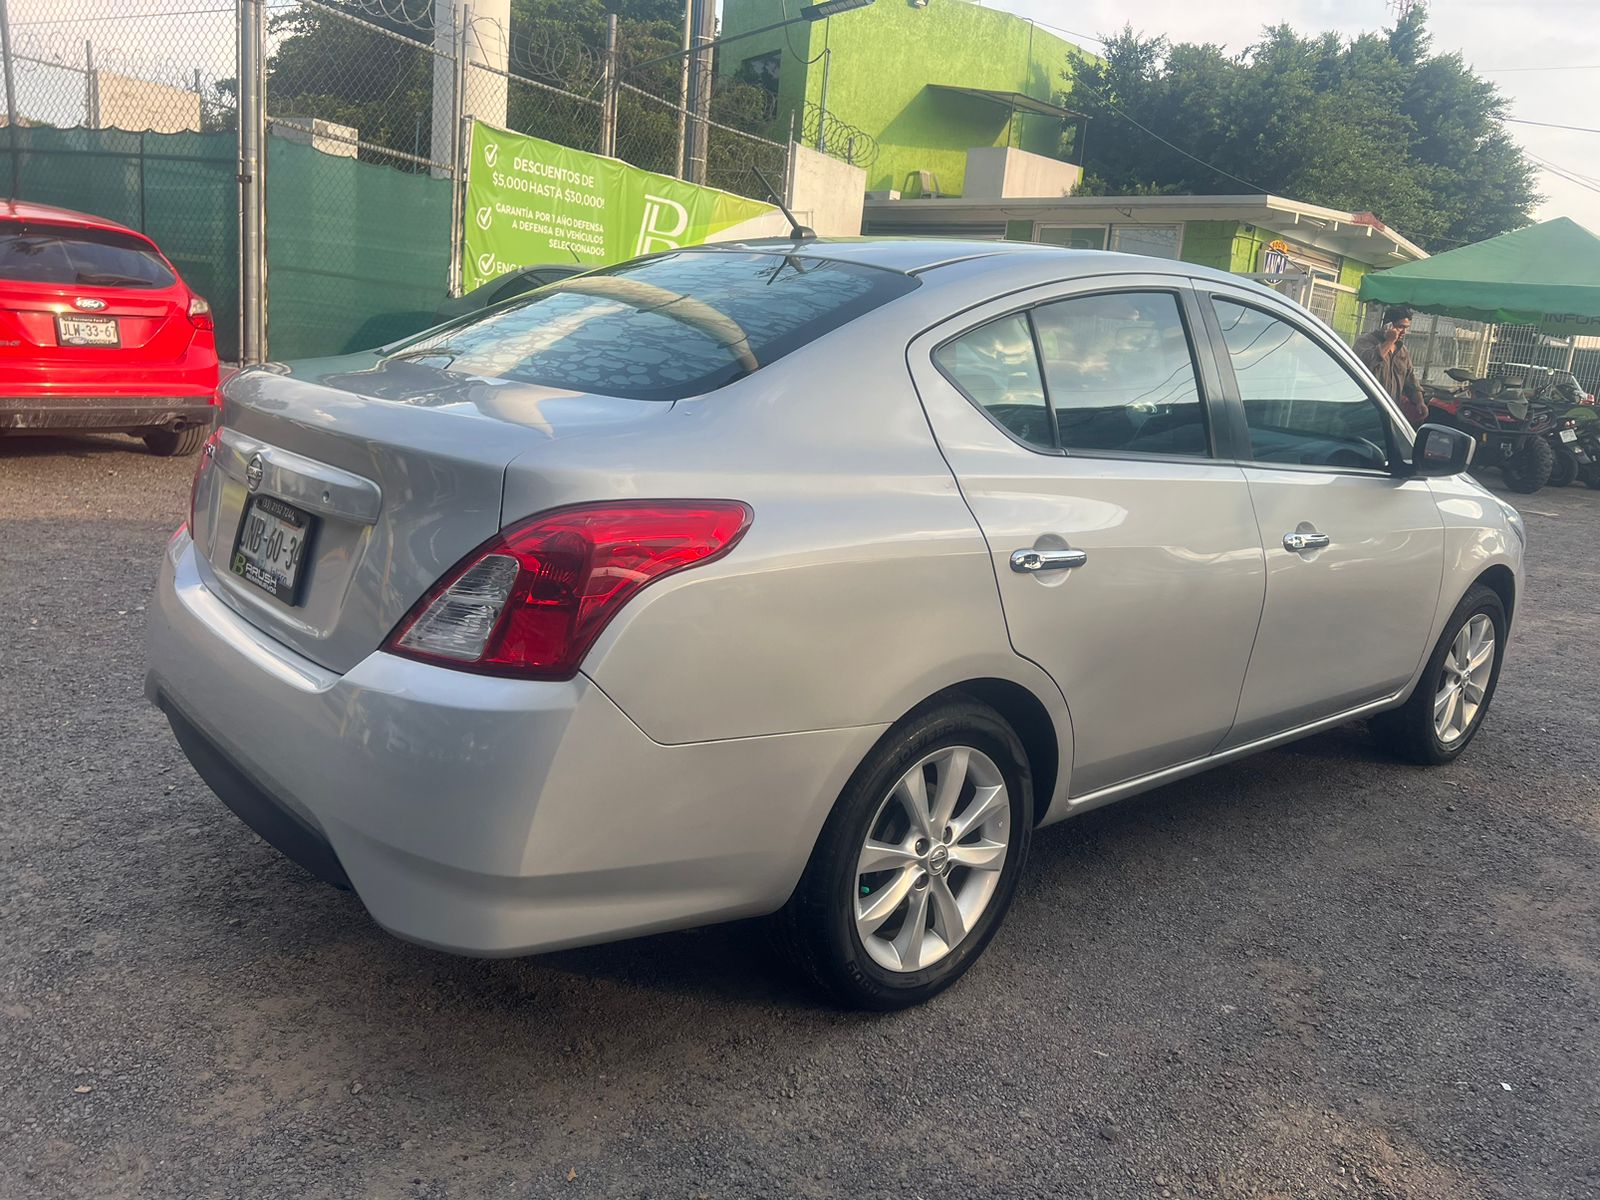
0,198,144,238
693,235,1248,287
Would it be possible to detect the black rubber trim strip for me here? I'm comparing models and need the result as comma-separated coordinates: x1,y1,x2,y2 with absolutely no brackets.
160,699,352,891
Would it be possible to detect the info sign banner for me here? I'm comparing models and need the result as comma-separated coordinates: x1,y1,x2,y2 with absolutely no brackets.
461,119,779,292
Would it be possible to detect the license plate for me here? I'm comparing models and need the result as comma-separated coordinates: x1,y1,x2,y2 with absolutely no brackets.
230,496,314,604
1560,428,1578,443
56,315,119,346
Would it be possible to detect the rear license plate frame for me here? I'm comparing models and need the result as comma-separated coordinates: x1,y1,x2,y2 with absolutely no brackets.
55,314,120,347
230,495,316,606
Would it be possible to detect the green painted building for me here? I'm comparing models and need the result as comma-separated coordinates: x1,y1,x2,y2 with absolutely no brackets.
720,0,1091,196
865,193,1427,343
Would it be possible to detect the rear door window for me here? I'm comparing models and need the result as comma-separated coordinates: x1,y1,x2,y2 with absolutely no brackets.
933,314,1054,450
0,222,176,288
1031,291,1210,457
395,250,919,400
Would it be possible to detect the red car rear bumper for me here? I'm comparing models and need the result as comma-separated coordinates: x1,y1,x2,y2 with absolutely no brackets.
0,393,216,433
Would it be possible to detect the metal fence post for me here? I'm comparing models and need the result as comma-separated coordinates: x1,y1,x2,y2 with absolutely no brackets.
238,0,265,363
599,12,618,158
446,3,470,297
815,46,830,153
0,0,17,192
683,0,714,185
675,0,690,177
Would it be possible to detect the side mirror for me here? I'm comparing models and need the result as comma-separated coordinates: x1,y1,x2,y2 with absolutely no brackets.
1406,422,1476,477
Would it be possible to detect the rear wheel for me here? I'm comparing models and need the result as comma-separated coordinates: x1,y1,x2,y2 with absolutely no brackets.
1581,463,1600,491
143,425,210,457
1548,447,1578,487
1499,436,1553,494
773,699,1032,1010
1371,584,1506,765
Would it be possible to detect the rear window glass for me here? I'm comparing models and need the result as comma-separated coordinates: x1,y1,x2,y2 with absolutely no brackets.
0,222,175,288
394,250,919,400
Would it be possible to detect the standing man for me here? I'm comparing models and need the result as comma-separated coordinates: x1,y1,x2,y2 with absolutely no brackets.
1355,306,1429,426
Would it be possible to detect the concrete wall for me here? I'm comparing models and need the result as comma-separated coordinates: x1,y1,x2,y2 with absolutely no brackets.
721,0,1091,196
1178,220,1238,271
787,141,865,236
963,146,1080,200
91,72,201,134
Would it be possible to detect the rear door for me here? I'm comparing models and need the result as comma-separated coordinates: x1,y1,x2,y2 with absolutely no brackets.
1197,286,1444,745
908,275,1266,798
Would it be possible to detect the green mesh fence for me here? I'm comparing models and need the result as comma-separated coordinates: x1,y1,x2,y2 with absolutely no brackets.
264,137,451,360
4,126,240,361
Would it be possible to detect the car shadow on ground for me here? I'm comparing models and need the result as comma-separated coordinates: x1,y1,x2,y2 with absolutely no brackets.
0,433,153,459
241,720,1391,1027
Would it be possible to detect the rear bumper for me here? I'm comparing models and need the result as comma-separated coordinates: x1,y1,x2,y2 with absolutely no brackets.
0,394,215,433
145,530,881,957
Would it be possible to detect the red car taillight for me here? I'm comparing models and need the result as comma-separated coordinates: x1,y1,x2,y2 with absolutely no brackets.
188,294,214,331
383,501,753,680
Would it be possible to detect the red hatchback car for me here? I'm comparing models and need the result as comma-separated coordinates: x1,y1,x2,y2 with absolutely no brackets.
1,200,219,455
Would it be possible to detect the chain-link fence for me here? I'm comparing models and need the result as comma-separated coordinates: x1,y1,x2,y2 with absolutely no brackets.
2,0,803,361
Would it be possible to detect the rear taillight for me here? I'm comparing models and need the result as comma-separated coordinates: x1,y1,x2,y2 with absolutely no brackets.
383,501,752,680
189,428,222,533
188,294,214,331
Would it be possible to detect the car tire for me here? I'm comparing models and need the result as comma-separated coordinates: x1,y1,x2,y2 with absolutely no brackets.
773,698,1033,1010
1548,447,1578,488
1499,436,1553,494
143,425,210,457
1370,584,1507,766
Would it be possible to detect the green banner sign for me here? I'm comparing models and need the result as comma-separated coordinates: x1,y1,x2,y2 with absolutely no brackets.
461,119,779,292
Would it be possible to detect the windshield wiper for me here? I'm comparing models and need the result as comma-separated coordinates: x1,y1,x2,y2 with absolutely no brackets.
75,273,153,287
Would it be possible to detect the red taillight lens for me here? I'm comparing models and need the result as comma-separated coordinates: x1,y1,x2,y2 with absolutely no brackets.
383,501,752,680
188,294,214,331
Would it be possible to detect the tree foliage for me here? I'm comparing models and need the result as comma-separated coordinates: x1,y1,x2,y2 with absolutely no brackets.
1064,7,1538,249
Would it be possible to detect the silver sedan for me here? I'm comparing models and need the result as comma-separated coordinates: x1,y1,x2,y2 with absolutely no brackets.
146,239,1523,1009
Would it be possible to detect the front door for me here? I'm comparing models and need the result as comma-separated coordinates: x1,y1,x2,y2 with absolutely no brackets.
908,278,1267,797
1199,291,1445,745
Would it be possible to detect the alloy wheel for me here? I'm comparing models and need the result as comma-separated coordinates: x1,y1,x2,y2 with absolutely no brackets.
1434,614,1496,744
853,745,1011,973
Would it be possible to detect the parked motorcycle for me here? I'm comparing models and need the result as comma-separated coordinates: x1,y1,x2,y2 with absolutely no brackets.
1424,368,1554,494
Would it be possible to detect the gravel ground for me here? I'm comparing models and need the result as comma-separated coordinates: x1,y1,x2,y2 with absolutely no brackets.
1,433,1597,1200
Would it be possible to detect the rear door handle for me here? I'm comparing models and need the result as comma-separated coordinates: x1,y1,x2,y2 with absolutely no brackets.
1010,547,1088,573
1282,531,1331,552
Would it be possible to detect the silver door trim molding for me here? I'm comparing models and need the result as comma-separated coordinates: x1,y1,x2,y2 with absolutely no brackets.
1050,689,1406,821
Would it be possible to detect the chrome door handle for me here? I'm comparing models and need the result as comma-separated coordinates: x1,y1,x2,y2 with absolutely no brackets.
1282,531,1331,552
1010,547,1088,573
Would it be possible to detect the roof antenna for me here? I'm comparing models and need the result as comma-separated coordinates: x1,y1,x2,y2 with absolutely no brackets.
751,166,815,242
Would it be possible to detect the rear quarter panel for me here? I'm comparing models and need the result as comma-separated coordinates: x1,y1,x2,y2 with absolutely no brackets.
501,301,1074,769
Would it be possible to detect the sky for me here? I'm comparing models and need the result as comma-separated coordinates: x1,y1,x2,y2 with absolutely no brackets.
988,0,1600,234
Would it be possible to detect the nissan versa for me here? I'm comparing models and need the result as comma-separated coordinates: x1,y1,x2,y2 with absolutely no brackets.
145,240,1523,1009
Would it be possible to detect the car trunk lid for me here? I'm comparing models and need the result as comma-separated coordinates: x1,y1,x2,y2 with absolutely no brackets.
189,354,668,673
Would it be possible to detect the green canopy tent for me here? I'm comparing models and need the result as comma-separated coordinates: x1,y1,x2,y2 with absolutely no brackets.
1358,217,1600,337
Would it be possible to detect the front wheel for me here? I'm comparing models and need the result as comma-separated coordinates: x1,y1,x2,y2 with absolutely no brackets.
1370,584,1507,765
1499,436,1553,494
773,699,1033,1010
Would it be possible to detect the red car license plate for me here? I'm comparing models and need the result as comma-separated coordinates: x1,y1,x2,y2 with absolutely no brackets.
56,315,120,346
230,496,315,605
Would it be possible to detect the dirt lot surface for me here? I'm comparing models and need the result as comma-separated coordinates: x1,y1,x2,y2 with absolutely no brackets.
2,434,1596,1200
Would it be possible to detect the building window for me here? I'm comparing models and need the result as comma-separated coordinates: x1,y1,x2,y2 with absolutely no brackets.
1109,224,1181,260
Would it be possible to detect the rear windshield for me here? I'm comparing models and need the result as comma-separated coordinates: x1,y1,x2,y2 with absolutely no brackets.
0,222,176,288
393,250,919,400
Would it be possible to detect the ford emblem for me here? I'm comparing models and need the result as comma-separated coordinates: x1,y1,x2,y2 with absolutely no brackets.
73,297,107,311
245,454,264,493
